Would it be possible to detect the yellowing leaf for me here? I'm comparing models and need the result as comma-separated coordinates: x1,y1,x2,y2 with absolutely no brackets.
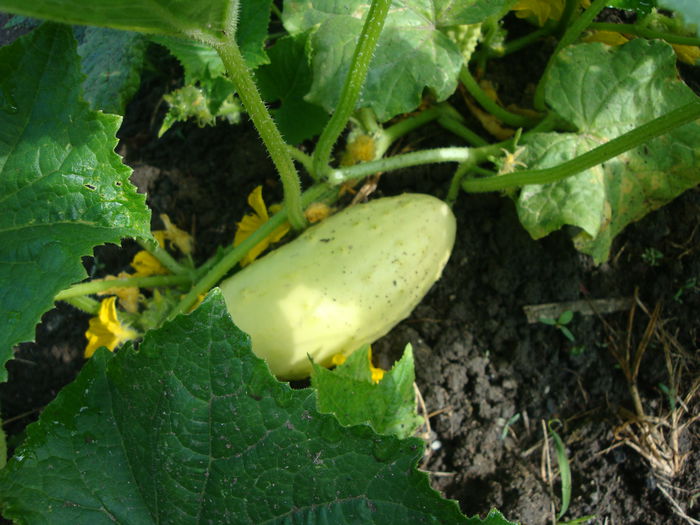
583,30,631,46
672,43,700,65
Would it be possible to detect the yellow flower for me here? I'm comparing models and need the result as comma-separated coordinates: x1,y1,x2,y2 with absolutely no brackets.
512,0,565,26
84,296,138,358
97,271,140,313
368,347,385,384
131,250,169,277
234,186,290,266
152,213,194,255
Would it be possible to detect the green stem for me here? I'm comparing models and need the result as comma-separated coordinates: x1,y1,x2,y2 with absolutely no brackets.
55,274,192,301
329,145,502,183
589,22,700,46
371,106,444,156
357,107,381,135
136,238,190,275
460,67,540,128
437,116,489,146
215,37,306,230
556,0,581,39
286,145,315,178
170,183,338,318
498,26,553,57
446,162,472,205
533,0,608,111
62,296,100,315
312,0,392,177
462,100,700,192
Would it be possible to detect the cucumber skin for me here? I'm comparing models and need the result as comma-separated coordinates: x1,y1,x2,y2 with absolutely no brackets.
220,193,456,379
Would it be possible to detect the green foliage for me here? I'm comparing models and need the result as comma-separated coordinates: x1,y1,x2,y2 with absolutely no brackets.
312,344,424,440
608,0,657,14
0,23,150,381
0,292,473,524
282,0,500,121
256,32,330,144
0,0,230,39
516,39,700,262
75,27,147,115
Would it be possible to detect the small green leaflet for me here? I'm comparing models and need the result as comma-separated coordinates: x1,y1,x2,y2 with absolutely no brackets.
0,291,471,524
283,0,504,122
312,344,424,440
0,23,150,381
515,40,700,262
256,32,330,144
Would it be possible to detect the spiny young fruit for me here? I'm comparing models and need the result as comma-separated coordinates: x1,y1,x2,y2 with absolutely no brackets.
220,193,456,379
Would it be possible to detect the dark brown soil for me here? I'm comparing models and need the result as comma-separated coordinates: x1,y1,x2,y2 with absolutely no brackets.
2,22,699,525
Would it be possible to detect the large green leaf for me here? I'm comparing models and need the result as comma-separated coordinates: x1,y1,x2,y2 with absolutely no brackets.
0,23,150,380
515,39,700,262
0,0,229,40
76,27,147,115
0,291,472,524
283,0,506,122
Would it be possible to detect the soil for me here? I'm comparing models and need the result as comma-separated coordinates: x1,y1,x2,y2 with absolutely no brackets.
2,17,700,525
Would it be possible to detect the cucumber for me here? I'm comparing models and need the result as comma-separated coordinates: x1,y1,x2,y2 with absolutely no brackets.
220,193,456,379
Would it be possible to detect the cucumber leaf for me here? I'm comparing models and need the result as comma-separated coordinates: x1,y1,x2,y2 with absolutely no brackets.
0,0,229,40
76,27,146,115
256,33,330,144
515,40,700,262
312,344,424,440
0,291,472,524
0,23,150,381
282,0,507,122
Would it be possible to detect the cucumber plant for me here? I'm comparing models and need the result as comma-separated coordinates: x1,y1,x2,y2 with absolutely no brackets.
0,0,699,522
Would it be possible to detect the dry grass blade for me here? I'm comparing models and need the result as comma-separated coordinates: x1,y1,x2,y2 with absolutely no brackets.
602,292,700,522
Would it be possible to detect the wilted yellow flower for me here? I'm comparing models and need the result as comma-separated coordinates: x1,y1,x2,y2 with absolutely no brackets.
131,250,169,277
84,296,138,358
340,134,376,166
305,202,332,223
583,30,631,46
368,347,385,384
512,0,565,26
152,213,194,255
234,186,290,266
97,271,140,313
672,44,700,66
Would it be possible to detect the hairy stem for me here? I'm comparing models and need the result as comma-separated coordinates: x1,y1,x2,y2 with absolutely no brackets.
312,0,392,177
136,238,190,275
462,100,700,192
329,145,502,183
460,67,540,128
55,274,192,301
215,37,306,230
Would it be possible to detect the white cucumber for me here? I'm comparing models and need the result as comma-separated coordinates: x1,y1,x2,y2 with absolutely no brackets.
220,193,456,379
